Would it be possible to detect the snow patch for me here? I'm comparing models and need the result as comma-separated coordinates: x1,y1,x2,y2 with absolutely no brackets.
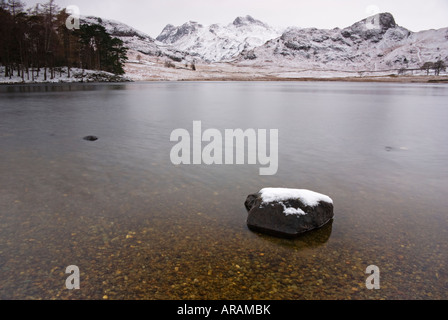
280,202,306,216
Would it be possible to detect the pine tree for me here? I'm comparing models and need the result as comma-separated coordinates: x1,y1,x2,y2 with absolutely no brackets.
0,1,129,80
7,0,25,18
108,37,128,75
75,24,128,74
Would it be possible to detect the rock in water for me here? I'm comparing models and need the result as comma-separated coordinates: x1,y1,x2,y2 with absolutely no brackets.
244,188,334,238
83,136,99,142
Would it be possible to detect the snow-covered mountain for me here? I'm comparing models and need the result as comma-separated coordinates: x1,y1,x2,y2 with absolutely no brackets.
79,13,447,80
81,16,193,62
81,16,159,54
236,13,448,72
156,15,283,62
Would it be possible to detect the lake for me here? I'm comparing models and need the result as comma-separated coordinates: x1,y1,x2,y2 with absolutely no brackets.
0,81,447,300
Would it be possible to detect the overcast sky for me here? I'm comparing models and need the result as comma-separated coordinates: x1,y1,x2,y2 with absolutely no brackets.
23,0,448,37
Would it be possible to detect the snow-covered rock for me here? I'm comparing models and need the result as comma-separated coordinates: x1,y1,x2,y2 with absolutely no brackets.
244,188,334,238
156,15,283,62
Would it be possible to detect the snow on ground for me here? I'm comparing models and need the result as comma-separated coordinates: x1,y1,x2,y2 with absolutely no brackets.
0,67,130,84
124,49,273,81
124,49,447,81
2,60,445,84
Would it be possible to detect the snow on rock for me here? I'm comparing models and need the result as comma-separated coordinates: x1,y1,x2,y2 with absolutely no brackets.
244,188,334,238
280,204,306,216
260,188,333,209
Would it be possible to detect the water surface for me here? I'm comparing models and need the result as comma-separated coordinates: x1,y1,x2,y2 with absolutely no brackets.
0,82,447,300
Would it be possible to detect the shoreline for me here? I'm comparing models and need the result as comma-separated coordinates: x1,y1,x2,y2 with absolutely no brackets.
122,52,448,84
175,75,448,83
1,75,447,85
0,67,132,86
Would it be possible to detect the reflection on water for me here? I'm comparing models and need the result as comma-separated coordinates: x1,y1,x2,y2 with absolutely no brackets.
1,82,130,94
0,81,447,300
254,220,333,250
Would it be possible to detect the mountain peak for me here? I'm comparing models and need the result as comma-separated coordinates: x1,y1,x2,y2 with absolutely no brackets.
233,15,266,27
155,15,281,62
156,21,203,43
339,12,400,42
358,12,397,31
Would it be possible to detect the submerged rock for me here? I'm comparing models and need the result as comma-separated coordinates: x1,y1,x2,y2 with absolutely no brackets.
83,136,99,142
244,188,334,238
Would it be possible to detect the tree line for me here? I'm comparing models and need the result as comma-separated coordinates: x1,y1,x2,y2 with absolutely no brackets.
0,0,128,81
420,60,447,76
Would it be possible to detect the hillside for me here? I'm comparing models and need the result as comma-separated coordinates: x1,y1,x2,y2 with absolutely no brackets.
236,13,448,75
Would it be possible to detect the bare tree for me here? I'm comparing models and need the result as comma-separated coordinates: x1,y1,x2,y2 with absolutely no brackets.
398,68,407,76
164,60,175,68
433,60,446,76
420,62,434,76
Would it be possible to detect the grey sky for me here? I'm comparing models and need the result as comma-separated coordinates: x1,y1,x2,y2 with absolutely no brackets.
23,0,448,37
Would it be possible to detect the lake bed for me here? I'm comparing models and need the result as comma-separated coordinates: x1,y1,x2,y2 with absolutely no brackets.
0,81,447,300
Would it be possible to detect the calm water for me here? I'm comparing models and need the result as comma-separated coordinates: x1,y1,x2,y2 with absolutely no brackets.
0,81,447,300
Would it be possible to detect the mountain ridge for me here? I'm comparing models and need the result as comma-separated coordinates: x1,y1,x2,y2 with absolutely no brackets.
235,12,448,73
83,12,448,80
155,15,283,62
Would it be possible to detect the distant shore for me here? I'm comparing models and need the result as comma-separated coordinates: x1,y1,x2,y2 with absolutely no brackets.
174,75,448,83
1,70,447,85
4,57,446,85
120,50,448,84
